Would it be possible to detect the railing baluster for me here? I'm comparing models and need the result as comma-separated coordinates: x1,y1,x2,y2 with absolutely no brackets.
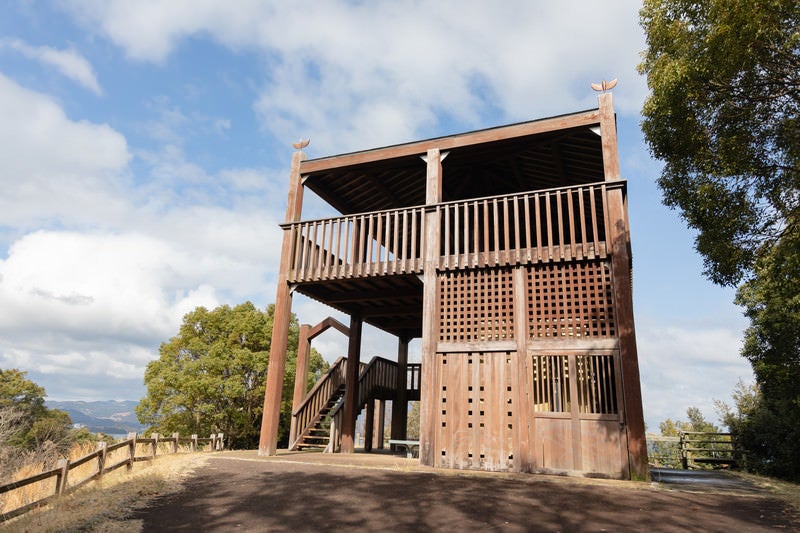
492,197,500,265
545,191,553,260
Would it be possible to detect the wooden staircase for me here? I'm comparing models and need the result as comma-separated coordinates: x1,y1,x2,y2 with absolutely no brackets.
293,388,344,450
289,355,421,452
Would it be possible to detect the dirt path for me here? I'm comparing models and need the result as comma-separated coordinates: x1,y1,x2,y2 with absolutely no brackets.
134,452,799,532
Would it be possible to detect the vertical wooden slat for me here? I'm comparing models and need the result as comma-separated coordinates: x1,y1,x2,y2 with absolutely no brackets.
383,211,391,274
590,186,600,258
578,188,588,259
492,198,500,265
502,196,511,265
567,190,577,260
513,195,521,264
556,192,565,260
454,202,461,267
545,192,554,261
444,205,451,269
333,218,343,278
472,201,480,268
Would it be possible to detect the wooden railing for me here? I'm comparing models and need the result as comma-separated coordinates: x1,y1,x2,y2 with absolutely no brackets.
284,182,620,282
0,432,223,522
285,206,425,281
438,183,612,270
290,357,349,449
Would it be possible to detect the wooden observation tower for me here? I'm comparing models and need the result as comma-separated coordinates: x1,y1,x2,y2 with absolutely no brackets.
259,90,649,480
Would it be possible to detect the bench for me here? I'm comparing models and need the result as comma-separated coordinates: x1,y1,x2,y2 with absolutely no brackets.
388,439,420,458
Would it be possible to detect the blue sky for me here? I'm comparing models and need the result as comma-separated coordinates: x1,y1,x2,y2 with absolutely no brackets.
0,1,751,432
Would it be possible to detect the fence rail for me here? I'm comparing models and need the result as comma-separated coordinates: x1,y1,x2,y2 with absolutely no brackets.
0,432,223,522
646,432,736,470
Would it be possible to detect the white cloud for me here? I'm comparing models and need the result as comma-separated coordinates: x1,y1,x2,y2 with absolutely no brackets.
637,319,753,431
62,1,647,154
0,72,130,229
1,38,102,95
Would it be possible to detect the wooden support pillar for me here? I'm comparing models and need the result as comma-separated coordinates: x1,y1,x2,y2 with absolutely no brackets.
364,399,375,452
288,323,312,446
376,400,386,449
419,148,443,466
599,92,649,480
259,149,305,456
391,337,410,442
341,313,363,453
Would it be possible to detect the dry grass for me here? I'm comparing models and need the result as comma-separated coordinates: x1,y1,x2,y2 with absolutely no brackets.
731,471,800,512
1,452,208,532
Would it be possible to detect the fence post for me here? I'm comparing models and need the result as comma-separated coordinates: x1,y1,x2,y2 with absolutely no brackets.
172,432,179,454
127,432,137,471
56,458,69,495
680,432,688,469
97,441,108,479
152,433,159,459
191,434,198,453
217,433,224,450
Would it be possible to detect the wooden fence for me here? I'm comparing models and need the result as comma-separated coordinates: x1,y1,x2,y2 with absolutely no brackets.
646,432,736,470
0,432,223,522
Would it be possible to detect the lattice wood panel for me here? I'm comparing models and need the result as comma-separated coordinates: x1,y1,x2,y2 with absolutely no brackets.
527,260,616,338
438,268,514,342
436,352,515,471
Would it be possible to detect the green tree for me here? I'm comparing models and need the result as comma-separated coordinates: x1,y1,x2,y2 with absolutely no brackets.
729,239,800,480
659,406,719,436
638,0,800,286
0,368,72,450
137,302,328,449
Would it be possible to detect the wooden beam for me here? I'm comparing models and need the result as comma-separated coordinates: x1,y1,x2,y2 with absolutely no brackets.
391,337,410,442
300,109,601,174
307,316,350,340
288,323,311,445
340,313,363,453
419,148,443,466
598,93,621,181
259,150,306,456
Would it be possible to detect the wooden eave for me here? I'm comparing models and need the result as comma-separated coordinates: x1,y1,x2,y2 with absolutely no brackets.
300,108,606,216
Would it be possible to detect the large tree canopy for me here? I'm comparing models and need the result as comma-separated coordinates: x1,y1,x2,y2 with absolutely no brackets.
639,0,800,286
137,302,328,449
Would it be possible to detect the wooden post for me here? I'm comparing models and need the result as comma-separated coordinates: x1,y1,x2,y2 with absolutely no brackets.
152,433,159,459
97,441,108,478
599,92,648,480
289,323,312,445
365,398,375,452
376,400,386,449
191,434,198,453
341,313,363,453
419,148,443,465
217,433,224,450
391,337,409,442
513,267,533,473
260,149,306,456
56,458,69,495
172,432,179,454
127,432,136,470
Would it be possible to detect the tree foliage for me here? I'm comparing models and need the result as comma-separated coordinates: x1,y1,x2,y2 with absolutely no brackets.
639,0,800,286
659,406,719,436
727,238,800,480
137,302,328,449
0,369,76,478
0,368,73,451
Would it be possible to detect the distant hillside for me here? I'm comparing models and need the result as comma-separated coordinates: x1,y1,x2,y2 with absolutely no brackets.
46,400,147,436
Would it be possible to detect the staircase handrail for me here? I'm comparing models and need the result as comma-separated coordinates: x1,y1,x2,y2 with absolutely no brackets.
330,356,399,419
293,356,347,416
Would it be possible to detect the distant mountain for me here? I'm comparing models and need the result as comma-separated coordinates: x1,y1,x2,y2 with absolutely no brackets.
46,400,147,436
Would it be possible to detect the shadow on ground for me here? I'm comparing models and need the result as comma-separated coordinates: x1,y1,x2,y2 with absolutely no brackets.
134,452,798,532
